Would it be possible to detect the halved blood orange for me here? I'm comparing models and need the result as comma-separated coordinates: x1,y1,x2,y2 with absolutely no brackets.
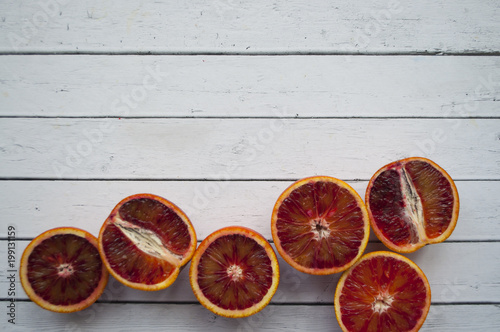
271,176,370,275
98,193,197,291
190,226,279,318
335,251,431,332
366,157,460,253
20,227,109,313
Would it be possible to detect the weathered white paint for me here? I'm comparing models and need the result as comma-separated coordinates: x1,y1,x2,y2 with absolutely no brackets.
0,118,498,180
2,241,500,304
1,0,498,330
0,180,497,241
0,55,499,117
0,0,499,54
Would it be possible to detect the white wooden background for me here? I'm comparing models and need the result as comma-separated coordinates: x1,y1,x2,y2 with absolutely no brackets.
1,0,499,330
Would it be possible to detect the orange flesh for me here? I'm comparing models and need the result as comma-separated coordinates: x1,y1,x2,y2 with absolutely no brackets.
101,197,192,284
27,234,103,306
196,234,273,311
338,255,429,331
368,160,455,247
275,181,366,270
406,161,454,238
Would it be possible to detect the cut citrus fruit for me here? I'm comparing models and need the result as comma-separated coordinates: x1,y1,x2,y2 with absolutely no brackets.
335,251,431,332
190,226,279,318
20,227,109,313
271,176,370,275
98,193,197,291
366,157,459,253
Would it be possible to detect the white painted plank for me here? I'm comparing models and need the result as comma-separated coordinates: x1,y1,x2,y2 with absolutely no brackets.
0,180,496,241
1,55,499,117
0,0,496,330
0,118,498,180
3,242,499,304
0,0,499,54
3,302,500,331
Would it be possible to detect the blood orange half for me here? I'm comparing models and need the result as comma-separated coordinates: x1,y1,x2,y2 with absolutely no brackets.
366,157,460,253
334,251,431,332
190,226,279,318
271,176,370,275
20,227,109,313
98,193,197,291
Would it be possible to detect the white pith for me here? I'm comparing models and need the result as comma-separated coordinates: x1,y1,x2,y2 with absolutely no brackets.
400,167,427,243
112,215,183,266
311,218,331,240
372,293,394,314
57,263,74,278
227,264,243,281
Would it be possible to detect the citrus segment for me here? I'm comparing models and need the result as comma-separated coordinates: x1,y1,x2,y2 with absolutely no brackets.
271,176,370,275
190,226,279,318
335,251,431,332
100,223,178,285
20,227,109,313
366,157,459,253
98,194,197,291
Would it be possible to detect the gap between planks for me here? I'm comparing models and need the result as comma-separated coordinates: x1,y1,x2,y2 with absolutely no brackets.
1,116,500,120
1,238,498,243
1,299,499,306
1,51,500,56
0,178,499,182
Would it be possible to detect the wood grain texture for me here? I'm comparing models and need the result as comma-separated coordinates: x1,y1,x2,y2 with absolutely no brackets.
1,0,498,330
0,0,499,54
0,118,498,180
3,241,500,304
3,302,500,331
1,55,499,117
0,180,497,241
